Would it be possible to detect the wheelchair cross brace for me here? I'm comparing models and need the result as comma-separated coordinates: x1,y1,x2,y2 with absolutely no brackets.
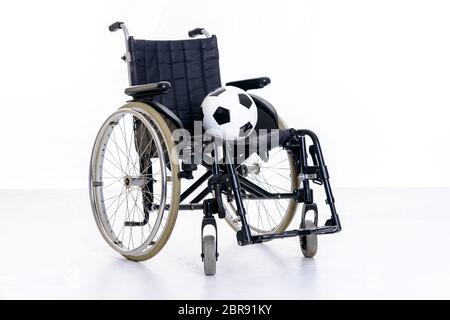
179,129,342,246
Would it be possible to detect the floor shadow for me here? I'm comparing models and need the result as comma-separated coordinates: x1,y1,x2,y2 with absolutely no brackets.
91,257,170,299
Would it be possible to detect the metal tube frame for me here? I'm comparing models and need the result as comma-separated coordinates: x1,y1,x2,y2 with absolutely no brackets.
119,23,133,86
175,130,341,245
110,22,132,86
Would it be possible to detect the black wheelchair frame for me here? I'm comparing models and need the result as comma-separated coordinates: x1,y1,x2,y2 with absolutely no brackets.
108,21,341,266
176,129,342,247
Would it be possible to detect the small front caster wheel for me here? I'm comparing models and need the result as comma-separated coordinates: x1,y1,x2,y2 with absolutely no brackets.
300,220,318,258
202,235,217,276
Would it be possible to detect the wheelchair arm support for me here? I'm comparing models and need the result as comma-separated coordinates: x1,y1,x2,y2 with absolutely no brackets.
124,81,171,97
226,77,271,91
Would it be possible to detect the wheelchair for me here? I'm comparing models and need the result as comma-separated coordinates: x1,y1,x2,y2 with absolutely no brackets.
89,22,342,275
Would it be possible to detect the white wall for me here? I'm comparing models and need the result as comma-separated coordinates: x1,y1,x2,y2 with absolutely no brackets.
0,0,449,189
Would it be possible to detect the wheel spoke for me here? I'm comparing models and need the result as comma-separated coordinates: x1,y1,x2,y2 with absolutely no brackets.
109,131,139,175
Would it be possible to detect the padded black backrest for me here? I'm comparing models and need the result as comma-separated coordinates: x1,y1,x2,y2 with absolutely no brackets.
129,36,222,133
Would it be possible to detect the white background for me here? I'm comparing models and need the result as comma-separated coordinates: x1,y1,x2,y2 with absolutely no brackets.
0,0,450,300
0,0,449,189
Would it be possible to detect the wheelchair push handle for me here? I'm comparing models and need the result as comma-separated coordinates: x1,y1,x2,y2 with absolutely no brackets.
188,27,211,38
109,21,132,85
109,21,125,32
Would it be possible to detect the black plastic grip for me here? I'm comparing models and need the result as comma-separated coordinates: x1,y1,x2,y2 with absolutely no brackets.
109,21,124,32
226,77,271,91
188,28,204,38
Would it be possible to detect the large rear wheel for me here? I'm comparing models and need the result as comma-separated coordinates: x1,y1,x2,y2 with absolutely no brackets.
90,102,180,261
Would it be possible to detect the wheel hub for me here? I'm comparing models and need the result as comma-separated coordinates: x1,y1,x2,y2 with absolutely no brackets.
124,175,147,188
247,162,261,175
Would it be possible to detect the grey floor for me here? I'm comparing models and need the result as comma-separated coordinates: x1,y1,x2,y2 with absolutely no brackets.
0,187,449,299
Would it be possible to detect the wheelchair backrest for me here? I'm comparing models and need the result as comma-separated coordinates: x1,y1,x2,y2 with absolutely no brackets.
129,36,222,133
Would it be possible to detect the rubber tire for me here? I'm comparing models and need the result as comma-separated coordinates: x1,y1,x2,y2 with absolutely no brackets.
203,235,217,276
300,220,318,258
119,102,181,262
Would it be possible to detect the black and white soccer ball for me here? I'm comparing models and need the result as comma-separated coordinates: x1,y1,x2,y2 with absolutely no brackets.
201,86,258,141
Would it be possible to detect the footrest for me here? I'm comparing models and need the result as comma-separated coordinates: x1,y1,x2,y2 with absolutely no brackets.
250,225,339,244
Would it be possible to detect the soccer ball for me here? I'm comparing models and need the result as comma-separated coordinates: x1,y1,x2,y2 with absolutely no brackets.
201,86,258,141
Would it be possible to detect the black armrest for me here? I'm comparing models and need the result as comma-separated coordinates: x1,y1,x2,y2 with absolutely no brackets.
226,77,271,91
125,81,171,97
